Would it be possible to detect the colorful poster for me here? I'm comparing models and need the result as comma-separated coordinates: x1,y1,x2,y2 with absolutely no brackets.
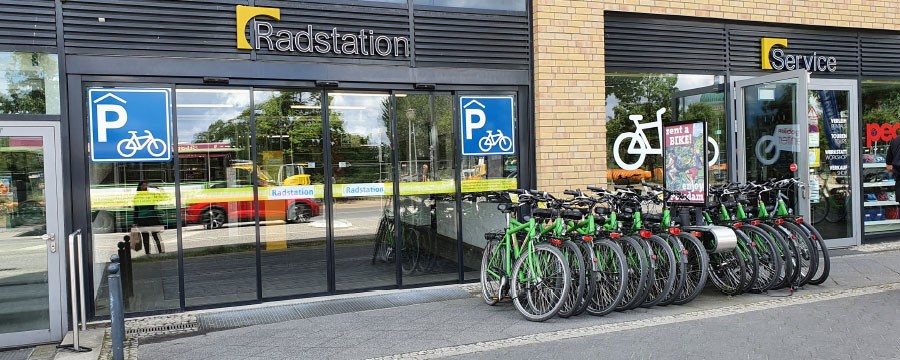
663,121,707,205
0,177,10,198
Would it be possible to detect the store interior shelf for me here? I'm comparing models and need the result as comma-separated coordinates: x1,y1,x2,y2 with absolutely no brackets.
865,219,900,226
864,181,896,187
864,201,899,207
863,163,887,169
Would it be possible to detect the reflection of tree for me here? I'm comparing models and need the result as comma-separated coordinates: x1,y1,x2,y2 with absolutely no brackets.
0,53,52,114
388,95,453,180
606,74,677,171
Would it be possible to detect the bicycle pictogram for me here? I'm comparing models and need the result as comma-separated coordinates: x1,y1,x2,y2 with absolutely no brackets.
613,108,720,171
117,130,167,158
478,130,513,153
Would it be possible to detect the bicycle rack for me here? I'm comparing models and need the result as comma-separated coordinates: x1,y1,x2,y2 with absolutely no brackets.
58,229,91,352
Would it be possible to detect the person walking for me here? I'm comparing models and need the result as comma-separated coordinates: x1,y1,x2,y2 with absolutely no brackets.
133,181,164,254
886,136,900,204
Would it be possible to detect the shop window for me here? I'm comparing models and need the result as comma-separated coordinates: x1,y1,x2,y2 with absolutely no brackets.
862,81,900,235
605,73,722,189
0,52,60,115
414,0,526,11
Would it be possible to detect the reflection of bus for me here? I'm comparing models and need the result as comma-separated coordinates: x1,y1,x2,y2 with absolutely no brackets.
90,143,320,232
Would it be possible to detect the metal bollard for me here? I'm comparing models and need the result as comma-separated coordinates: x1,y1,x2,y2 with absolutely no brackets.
109,255,125,360
117,240,133,302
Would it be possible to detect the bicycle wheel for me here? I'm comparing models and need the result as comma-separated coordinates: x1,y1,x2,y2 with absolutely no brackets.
480,238,508,306
778,221,818,287
557,240,586,318
671,232,708,305
810,199,828,225
572,241,597,317
511,243,571,322
708,248,747,296
401,227,420,275
799,221,830,285
734,229,759,293
742,225,782,293
614,236,648,311
586,239,627,316
756,223,794,290
657,234,687,306
640,235,677,308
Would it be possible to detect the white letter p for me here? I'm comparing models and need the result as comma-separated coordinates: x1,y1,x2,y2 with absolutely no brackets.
97,104,128,142
465,109,486,140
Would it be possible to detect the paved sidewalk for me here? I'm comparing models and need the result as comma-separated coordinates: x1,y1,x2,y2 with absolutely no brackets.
136,249,900,360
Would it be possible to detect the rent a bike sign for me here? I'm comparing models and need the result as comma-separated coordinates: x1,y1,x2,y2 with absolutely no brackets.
459,96,515,156
89,88,172,162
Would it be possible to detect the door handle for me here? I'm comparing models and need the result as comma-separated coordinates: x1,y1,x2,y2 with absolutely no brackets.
42,233,57,253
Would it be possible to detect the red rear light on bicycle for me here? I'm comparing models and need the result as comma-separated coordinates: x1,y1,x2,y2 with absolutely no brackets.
751,241,756,247
750,220,761,226
796,217,804,223
610,233,622,239
550,238,562,246
733,222,742,228
651,254,658,260
683,249,689,255
669,227,681,235
775,218,785,225
639,230,652,238
582,236,594,242
691,231,702,237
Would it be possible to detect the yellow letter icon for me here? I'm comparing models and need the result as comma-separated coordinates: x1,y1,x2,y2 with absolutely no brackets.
236,5,281,50
761,37,788,70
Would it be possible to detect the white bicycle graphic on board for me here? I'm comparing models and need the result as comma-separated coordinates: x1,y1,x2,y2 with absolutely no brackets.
613,108,720,171
478,130,513,152
117,130,167,158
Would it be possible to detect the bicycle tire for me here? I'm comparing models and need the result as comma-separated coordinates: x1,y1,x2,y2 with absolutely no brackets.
401,226,420,275
671,232,709,306
810,199,828,225
742,225,782,293
756,223,794,290
586,239,628,316
480,238,507,306
511,244,571,322
557,240,586,318
778,221,818,288
615,236,649,311
708,248,747,296
572,241,597,316
640,235,677,308
656,234,687,307
798,221,830,285
734,229,759,294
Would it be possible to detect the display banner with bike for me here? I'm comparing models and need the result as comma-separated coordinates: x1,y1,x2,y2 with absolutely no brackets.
88,87,173,162
662,120,708,205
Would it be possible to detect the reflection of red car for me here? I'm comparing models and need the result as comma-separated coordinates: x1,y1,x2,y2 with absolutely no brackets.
183,197,320,229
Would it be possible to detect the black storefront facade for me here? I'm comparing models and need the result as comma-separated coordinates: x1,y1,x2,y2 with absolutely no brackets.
603,12,900,253
0,0,532,347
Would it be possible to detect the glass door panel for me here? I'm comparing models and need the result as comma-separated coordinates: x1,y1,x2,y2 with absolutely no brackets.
329,92,396,291
736,70,809,218
0,126,62,347
672,84,728,186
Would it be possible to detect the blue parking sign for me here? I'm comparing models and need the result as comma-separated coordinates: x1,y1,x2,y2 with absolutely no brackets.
459,96,516,156
89,88,172,162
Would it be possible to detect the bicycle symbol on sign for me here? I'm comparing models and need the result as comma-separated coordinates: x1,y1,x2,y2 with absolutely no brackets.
613,108,720,171
478,130,513,153
117,130,167,158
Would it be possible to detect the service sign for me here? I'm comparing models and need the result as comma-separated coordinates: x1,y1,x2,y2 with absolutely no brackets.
663,121,708,205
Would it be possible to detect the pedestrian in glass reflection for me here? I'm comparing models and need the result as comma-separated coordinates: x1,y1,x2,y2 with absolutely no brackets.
886,135,900,203
133,181,164,254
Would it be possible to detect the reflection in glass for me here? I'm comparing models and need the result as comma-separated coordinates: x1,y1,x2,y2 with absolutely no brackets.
862,81,900,237
177,88,257,306
254,90,327,298
605,74,717,187
414,0,526,11
808,90,853,240
0,52,60,115
330,92,396,291
0,136,49,333
396,94,459,285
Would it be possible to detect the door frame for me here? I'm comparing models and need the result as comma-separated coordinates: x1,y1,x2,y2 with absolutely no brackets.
733,69,811,217
808,78,861,248
0,122,66,348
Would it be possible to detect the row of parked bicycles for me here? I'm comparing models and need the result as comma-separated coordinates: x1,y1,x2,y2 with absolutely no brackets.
480,178,831,322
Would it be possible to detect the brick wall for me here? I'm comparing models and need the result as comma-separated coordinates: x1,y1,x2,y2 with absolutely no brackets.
532,0,900,194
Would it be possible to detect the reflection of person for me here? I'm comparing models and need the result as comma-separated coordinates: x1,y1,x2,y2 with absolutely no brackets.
886,136,900,204
420,164,430,182
133,181,164,254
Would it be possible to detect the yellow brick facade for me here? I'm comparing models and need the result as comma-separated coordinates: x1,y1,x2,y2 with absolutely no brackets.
532,0,900,194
